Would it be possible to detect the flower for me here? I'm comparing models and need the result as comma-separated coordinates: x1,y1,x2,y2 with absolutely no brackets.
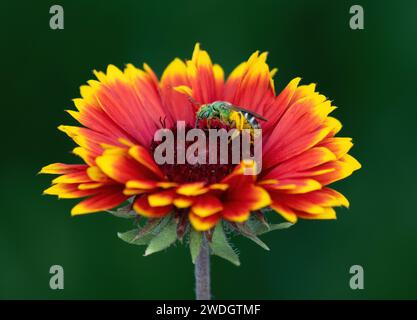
41,43,361,232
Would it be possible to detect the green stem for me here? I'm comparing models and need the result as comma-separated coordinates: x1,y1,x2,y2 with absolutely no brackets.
195,236,211,300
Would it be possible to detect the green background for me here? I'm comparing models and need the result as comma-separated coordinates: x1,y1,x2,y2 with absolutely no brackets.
1,0,416,299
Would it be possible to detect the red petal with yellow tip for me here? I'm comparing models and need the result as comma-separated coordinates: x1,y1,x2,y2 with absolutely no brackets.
189,211,221,231
148,190,176,207
191,194,223,218
39,163,88,175
43,183,97,199
128,145,164,179
133,196,173,218
71,187,128,216
96,151,158,184
264,147,336,179
187,43,224,104
223,51,275,117
160,58,194,124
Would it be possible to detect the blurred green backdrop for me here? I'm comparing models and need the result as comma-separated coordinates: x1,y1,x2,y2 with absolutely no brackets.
1,0,416,299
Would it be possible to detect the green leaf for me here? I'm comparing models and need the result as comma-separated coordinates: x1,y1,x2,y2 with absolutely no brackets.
117,229,155,246
144,218,178,256
257,222,293,235
209,222,240,266
107,204,136,219
247,216,293,235
245,218,267,235
141,215,172,236
117,216,172,246
266,222,293,232
189,229,203,264
234,223,270,251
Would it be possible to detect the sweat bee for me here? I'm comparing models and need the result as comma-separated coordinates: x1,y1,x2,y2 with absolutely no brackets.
195,101,267,131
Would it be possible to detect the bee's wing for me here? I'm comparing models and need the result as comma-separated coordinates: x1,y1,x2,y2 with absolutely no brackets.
228,104,268,121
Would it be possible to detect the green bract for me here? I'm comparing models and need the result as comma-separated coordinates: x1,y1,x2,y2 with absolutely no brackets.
113,204,293,266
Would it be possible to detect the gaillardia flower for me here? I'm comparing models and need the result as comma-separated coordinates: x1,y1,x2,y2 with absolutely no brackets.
41,44,360,264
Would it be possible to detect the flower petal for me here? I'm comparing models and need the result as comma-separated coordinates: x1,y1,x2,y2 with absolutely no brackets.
39,163,88,175
296,207,337,220
173,196,194,208
270,202,298,223
186,43,224,103
43,183,97,199
176,182,208,196
223,51,275,117
71,187,128,215
133,196,172,218
96,151,158,184
91,65,165,146
189,211,220,231
191,194,223,218
128,145,164,179
52,171,92,184
262,178,322,194
160,58,195,124
265,147,336,179
318,137,353,159
314,154,361,185
148,190,176,207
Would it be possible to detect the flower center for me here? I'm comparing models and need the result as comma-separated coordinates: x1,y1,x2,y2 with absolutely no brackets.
150,121,238,184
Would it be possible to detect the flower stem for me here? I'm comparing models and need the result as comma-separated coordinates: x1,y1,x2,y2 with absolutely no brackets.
195,235,211,300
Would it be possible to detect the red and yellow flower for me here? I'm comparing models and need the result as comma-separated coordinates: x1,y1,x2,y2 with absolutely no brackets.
41,43,360,231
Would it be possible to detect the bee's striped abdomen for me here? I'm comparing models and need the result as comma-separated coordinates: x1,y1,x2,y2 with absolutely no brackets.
242,112,260,129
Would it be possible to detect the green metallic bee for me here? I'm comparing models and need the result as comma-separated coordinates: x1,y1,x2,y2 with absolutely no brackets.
195,101,267,130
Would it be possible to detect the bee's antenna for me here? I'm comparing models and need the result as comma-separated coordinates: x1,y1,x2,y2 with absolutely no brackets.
159,116,167,128
188,96,201,106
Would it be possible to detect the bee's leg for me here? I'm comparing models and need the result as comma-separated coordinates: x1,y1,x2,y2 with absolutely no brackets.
230,130,241,143
188,96,201,106
239,113,245,131
230,115,243,143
